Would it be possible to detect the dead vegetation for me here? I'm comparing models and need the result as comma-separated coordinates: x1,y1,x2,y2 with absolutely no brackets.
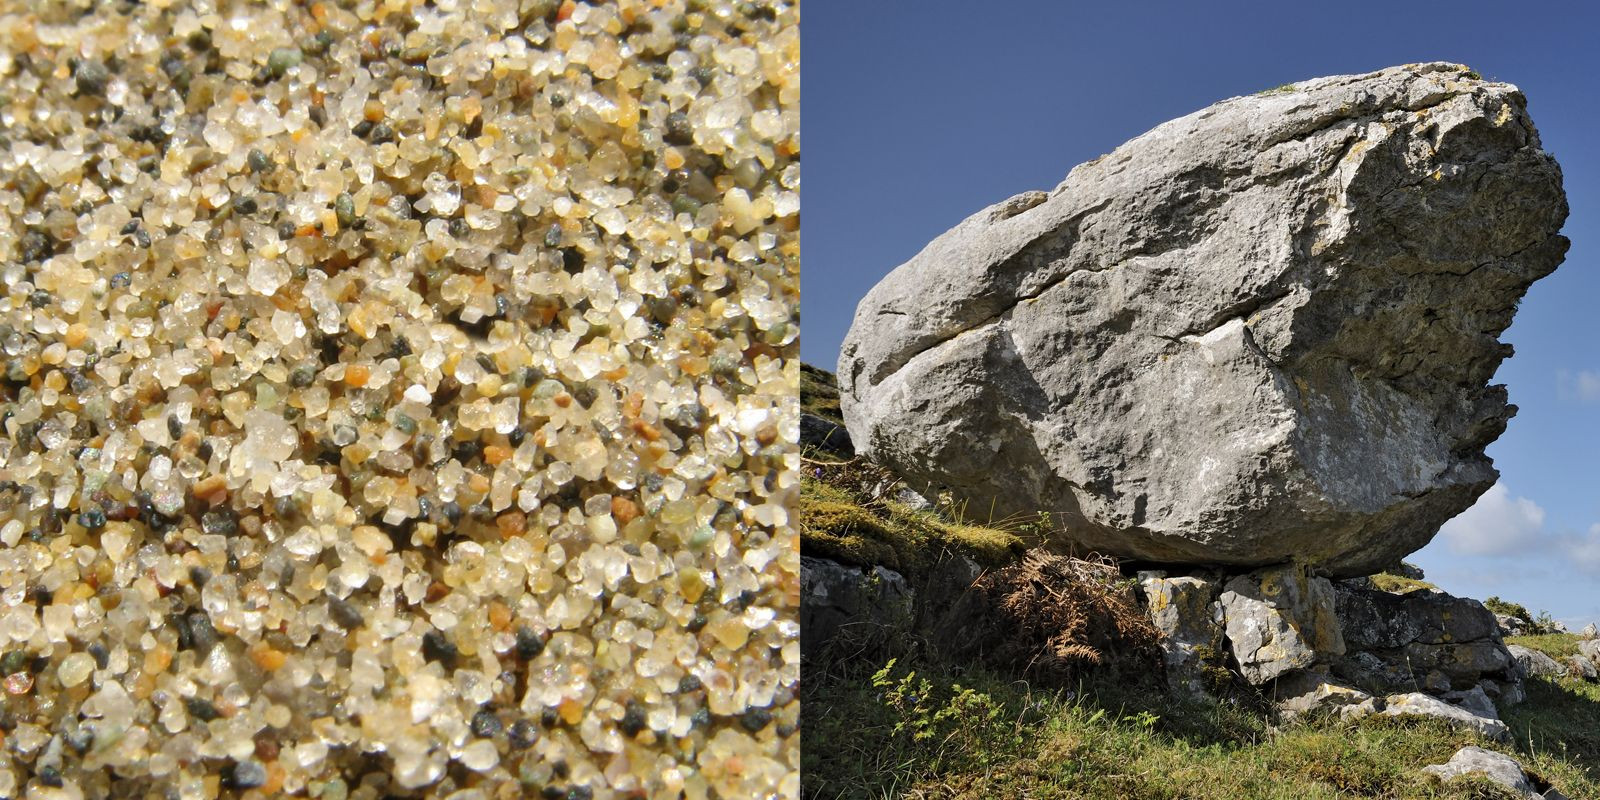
968,551,1162,683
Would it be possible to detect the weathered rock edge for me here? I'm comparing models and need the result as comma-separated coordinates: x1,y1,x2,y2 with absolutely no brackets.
839,63,1569,576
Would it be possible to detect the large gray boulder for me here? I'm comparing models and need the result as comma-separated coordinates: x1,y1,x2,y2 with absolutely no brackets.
1579,639,1600,662
1271,669,1378,721
1508,644,1566,679
1510,643,1561,681
838,63,1568,576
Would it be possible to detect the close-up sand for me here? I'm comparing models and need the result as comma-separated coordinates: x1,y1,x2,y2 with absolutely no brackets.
0,1,798,797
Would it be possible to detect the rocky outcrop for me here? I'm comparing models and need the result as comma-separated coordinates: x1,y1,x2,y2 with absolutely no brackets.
800,556,914,661
1331,581,1521,701
838,63,1568,576
1134,565,1525,719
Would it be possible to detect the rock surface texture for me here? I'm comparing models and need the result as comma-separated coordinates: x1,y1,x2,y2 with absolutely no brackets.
800,557,915,661
1138,571,1227,695
838,63,1569,575
1219,564,1344,684
1332,581,1522,701
1508,644,1568,679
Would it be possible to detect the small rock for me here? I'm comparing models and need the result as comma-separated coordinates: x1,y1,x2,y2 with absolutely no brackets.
226,759,268,789
1582,623,1598,640
1441,685,1499,720
1271,670,1378,721
1137,570,1225,696
75,61,110,96
1578,639,1600,663
799,413,852,456
471,709,504,739
328,597,365,630
1496,613,1529,637
1508,644,1567,679
1564,654,1597,682
1421,746,1537,798
1382,692,1508,741
421,630,458,669
893,487,932,511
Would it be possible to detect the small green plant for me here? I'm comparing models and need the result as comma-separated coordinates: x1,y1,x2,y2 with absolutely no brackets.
1535,609,1559,634
869,658,1016,769
1255,82,1298,96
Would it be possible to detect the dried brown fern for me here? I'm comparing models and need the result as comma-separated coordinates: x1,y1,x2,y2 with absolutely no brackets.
971,550,1160,683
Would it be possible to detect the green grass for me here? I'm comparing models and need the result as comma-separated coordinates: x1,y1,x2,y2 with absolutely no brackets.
1506,633,1582,661
803,656,1600,800
802,362,844,425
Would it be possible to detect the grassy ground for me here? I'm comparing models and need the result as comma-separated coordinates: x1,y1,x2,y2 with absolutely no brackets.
1507,633,1585,660
802,655,1600,799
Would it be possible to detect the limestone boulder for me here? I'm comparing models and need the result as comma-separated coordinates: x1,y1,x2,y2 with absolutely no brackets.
1496,613,1529,637
838,63,1568,576
1271,670,1378,721
1565,655,1597,681
1331,581,1519,694
1578,639,1600,662
1334,583,1499,650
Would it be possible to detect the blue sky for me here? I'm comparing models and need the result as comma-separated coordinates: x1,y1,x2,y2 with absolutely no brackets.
802,1,1600,625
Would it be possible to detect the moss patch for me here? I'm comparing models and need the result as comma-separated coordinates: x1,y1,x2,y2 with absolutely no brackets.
800,477,1023,577
801,362,843,425
1370,573,1438,594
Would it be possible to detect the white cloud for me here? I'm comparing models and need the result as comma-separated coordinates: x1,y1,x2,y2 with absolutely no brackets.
1560,523,1600,573
1437,482,1545,555
1557,369,1600,403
